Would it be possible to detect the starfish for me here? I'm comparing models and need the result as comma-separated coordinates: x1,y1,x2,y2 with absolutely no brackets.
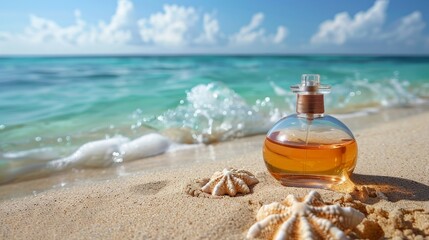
201,168,259,196
247,191,365,240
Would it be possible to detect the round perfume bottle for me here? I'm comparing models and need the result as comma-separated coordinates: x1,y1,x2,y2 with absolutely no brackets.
263,74,358,189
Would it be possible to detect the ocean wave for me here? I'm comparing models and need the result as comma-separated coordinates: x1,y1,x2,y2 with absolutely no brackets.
271,77,427,114
0,82,280,183
142,82,281,144
0,133,171,184
141,78,428,144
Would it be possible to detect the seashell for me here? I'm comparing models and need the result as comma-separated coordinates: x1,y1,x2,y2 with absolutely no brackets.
247,191,365,240
201,168,259,196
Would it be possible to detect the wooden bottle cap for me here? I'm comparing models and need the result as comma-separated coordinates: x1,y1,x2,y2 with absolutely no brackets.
296,94,325,114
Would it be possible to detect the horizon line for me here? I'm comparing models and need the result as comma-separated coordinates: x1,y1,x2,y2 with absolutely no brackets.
1,53,429,58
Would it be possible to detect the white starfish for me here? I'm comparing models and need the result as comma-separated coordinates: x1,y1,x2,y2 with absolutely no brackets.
201,168,259,196
247,191,365,240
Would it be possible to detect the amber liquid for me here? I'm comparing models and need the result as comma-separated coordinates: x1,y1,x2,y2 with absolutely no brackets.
263,132,358,189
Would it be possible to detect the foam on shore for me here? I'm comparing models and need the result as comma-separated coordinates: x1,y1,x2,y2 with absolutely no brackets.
0,133,171,184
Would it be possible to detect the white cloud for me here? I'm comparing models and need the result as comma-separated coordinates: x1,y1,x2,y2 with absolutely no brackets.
229,13,287,45
0,1,292,54
230,13,265,44
195,13,220,45
273,26,287,44
96,0,134,44
386,11,426,46
4,0,133,46
137,5,198,47
310,0,428,48
0,31,12,41
24,11,87,45
311,0,387,45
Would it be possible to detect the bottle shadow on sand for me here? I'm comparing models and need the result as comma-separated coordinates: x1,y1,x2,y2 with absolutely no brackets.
351,173,429,202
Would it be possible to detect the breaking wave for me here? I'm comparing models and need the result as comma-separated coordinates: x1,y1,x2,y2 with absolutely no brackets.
143,82,281,144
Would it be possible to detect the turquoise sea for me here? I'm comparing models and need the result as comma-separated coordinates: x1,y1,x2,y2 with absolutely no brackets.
1,55,429,183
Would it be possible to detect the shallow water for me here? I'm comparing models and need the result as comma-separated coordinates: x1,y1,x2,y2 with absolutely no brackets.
1,55,429,184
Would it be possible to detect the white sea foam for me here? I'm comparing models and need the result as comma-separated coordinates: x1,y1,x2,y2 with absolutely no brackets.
118,133,171,162
144,82,280,144
2,147,60,161
270,78,426,113
0,133,172,183
48,133,171,169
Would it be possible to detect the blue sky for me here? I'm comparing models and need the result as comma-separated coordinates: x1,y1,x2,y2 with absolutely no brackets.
0,0,428,55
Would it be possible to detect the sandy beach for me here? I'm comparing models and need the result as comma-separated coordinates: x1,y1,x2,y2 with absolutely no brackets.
1,111,429,239
1,0,429,239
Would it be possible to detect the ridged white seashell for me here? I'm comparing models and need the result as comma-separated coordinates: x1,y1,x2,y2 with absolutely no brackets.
201,168,259,196
247,191,365,240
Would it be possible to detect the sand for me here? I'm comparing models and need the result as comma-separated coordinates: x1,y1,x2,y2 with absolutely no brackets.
1,111,429,239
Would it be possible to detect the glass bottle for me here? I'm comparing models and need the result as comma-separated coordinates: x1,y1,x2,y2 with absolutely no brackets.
263,74,358,189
